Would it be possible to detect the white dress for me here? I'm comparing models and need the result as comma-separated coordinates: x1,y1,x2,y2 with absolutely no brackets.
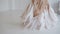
21,4,58,30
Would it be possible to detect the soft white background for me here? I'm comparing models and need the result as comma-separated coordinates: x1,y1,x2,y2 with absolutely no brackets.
0,0,59,11
0,0,60,34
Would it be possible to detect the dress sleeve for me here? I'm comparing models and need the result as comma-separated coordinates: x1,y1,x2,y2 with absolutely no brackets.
49,6,58,22
21,4,32,19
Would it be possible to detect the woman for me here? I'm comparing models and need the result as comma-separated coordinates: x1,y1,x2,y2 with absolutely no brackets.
21,0,58,30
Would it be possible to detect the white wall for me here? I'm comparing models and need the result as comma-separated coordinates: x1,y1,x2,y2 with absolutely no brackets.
0,0,30,11
0,0,59,12
49,0,58,12
0,0,9,11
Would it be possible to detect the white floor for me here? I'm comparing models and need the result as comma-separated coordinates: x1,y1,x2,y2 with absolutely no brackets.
0,10,60,34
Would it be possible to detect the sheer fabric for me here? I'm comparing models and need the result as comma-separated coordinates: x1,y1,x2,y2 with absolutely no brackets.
21,4,58,30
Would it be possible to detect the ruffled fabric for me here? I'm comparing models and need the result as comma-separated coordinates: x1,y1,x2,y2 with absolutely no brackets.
21,4,58,30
